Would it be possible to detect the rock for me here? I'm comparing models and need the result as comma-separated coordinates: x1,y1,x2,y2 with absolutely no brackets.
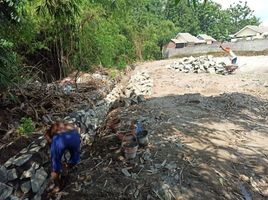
137,95,145,103
21,162,39,179
121,168,131,177
164,162,177,170
31,167,47,193
42,115,52,124
152,182,172,200
20,148,28,154
0,182,13,200
29,145,42,153
8,195,20,200
40,140,47,147
142,149,152,161
0,166,8,183
21,181,31,193
4,157,15,168
13,154,32,167
7,168,17,181
207,67,216,74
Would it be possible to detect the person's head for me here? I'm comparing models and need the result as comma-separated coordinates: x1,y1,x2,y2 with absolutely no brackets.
45,121,65,140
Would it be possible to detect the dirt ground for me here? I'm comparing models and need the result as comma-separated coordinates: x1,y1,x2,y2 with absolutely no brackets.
49,56,268,200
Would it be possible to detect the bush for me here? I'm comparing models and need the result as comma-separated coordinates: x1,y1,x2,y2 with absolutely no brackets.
0,39,20,89
18,117,35,135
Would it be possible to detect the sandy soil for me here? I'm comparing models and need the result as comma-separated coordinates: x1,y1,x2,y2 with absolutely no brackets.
131,56,268,199
53,56,268,200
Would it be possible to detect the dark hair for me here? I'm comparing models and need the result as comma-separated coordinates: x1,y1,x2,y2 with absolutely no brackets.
45,121,63,139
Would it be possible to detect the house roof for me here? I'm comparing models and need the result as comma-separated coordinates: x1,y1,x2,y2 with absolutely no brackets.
175,33,201,43
198,34,217,42
234,25,268,36
171,38,187,44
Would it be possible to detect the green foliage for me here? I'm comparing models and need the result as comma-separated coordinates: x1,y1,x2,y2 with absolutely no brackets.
0,0,261,88
0,39,20,90
0,0,23,22
168,0,260,40
18,117,35,135
108,68,120,79
227,1,260,34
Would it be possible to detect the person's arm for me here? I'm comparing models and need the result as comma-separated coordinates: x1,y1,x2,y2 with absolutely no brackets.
219,45,226,52
44,131,52,145
50,137,62,174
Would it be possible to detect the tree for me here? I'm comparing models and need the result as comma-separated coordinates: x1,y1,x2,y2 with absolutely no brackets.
227,1,260,34
36,0,81,79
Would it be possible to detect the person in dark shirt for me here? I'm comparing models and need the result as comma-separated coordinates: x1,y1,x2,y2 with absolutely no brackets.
45,122,80,192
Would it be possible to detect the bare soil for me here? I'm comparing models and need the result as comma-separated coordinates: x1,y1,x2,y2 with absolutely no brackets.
50,56,268,200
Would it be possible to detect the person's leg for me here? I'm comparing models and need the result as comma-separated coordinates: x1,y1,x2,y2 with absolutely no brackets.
68,147,80,167
49,136,64,192
232,58,237,64
68,133,81,167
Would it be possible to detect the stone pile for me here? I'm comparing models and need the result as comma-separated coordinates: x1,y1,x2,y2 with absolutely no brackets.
125,72,153,97
64,71,153,143
167,56,228,75
0,137,49,200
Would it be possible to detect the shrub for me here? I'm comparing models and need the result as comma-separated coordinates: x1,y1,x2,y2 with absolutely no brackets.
18,117,35,135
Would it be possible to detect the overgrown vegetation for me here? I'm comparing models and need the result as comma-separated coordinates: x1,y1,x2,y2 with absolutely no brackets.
0,0,260,88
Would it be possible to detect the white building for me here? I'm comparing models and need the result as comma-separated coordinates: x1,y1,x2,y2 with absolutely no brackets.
197,34,217,44
233,25,268,40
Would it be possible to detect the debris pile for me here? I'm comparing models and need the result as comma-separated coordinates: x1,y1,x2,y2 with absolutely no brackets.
125,72,153,97
0,72,112,143
0,70,154,200
167,56,228,75
64,71,153,144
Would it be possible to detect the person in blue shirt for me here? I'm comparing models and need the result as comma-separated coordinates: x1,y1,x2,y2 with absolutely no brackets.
45,122,81,192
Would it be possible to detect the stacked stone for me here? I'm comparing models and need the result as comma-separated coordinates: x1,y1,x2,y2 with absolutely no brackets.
168,56,228,75
0,137,48,200
125,72,153,97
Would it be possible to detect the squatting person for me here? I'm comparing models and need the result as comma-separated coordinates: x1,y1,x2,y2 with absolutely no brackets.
45,121,81,192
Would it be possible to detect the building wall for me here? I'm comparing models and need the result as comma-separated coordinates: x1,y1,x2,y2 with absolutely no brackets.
163,39,268,58
166,41,176,49
207,41,213,45
236,28,258,38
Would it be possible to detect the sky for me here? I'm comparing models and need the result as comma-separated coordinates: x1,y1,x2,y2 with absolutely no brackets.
212,0,268,25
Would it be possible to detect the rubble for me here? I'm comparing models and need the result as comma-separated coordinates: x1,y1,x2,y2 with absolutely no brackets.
31,167,48,193
125,72,153,97
7,168,17,181
167,56,228,75
13,154,32,167
121,168,131,177
0,69,154,199
65,71,153,144
21,181,31,193
20,162,39,179
0,182,13,199
0,166,8,183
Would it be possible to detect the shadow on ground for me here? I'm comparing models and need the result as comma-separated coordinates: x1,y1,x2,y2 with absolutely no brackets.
49,92,268,200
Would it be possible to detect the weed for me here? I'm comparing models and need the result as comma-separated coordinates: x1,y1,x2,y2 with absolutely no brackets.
18,117,35,135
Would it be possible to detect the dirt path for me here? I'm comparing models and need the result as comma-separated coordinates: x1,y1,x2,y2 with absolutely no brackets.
59,56,268,200
131,57,268,199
